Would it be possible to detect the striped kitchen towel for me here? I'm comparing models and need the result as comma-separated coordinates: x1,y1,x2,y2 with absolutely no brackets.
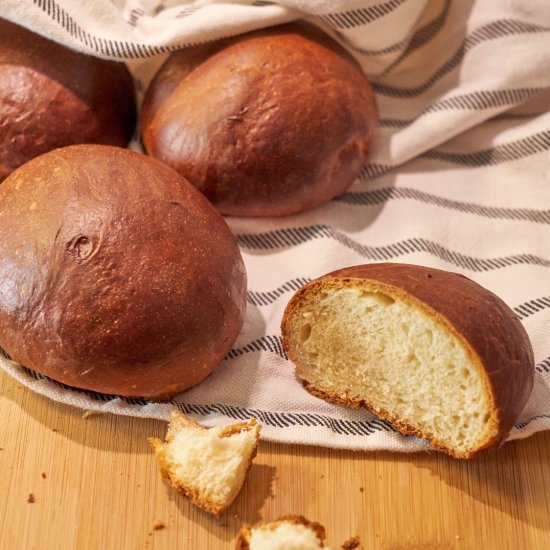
0,0,549,452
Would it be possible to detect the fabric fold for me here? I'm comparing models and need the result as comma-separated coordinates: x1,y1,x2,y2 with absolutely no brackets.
0,0,549,452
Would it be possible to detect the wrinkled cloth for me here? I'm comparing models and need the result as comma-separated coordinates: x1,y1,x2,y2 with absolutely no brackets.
1,0,549,451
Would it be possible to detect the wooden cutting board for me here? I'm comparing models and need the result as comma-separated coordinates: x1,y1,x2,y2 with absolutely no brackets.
1,369,549,550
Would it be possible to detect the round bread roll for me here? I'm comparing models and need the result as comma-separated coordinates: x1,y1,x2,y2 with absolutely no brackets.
281,263,535,458
0,18,136,182
141,23,378,217
0,145,247,400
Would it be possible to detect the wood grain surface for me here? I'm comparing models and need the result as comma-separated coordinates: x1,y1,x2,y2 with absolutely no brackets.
1,369,549,550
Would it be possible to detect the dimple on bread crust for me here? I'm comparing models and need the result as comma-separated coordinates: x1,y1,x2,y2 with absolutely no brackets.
0,145,247,400
141,22,378,217
281,263,535,458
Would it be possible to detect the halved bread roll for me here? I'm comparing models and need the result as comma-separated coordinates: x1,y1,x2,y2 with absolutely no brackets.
281,263,534,458
149,411,260,515
236,515,329,550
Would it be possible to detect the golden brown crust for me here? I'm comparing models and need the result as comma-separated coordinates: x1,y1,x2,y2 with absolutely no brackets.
0,145,247,399
142,22,377,217
150,411,260,516
281,263,535,458
300,379,482,459
219,418,259,438
0,18,136,181
235,515,327,549
235,528,251,550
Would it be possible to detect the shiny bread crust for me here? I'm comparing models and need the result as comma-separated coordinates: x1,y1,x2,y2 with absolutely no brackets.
0,18,136,181
0,145,247,399
141,22,378,217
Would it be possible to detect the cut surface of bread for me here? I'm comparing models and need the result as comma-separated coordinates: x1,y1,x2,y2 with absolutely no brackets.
149,410,260,515
282,263,534,458
236,515,329,550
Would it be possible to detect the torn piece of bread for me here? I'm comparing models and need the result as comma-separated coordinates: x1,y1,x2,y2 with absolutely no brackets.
281,263,535,459
149,410,260,515
236,515,329,550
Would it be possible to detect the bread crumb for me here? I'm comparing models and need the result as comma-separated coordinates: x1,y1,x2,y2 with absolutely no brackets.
82,410,101,419
153,521,165,531
341,536,360,549
237,515,327,548
149,411,260,516
27,493,35,503
41,472,46,479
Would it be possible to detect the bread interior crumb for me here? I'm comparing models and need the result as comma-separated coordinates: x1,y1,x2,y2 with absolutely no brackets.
289,285,493,453
166,423,257,508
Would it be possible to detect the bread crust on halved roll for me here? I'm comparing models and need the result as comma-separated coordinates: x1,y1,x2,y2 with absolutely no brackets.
281,263,534,458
